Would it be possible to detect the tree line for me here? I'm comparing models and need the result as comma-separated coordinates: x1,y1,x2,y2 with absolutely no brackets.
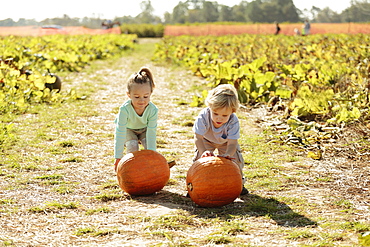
1,0,369,29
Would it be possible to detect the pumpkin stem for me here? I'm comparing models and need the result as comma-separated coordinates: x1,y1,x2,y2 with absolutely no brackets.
168,160,176,168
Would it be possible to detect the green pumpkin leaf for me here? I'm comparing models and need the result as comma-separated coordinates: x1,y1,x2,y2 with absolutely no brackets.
248,57,267,72
33,77,46,90
275,87,292,99
45,75,56,84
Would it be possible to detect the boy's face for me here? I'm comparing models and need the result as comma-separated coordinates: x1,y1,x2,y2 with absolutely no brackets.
210,107,233,128
127,83,152,114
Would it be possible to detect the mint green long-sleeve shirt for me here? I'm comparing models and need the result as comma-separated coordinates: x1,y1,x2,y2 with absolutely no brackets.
114,100,158,159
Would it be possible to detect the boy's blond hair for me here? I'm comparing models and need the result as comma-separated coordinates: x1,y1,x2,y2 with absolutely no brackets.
205,84,239,112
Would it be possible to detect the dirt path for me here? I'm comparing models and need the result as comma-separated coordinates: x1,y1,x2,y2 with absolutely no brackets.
1,39,369,246
2,39,256,246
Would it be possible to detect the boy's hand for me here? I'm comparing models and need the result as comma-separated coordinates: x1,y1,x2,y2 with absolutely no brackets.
201,151,214,158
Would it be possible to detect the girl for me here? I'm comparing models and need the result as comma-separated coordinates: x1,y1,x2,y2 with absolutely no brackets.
113,67,158,171
193,84,248,195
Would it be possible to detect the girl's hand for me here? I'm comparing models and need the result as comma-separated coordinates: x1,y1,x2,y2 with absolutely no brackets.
201,151,214,158
113,159,121,172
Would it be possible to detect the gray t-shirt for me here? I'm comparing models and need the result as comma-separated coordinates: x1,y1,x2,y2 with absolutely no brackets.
193,107,240,144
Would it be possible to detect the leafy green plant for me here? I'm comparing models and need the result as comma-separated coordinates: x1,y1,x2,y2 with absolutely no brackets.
0,34,137,114
120,23,164,37
154,34,370,125
289,85,334,118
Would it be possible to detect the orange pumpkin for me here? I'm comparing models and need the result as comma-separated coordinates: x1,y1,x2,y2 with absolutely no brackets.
186,156,242,207
117,150,170,196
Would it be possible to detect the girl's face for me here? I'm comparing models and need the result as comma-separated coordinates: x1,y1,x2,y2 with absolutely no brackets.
127,83,152,115
210,107,233,128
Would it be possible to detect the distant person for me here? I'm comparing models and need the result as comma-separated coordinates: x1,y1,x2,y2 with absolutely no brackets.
274,21,281,35
102,20,109,29
303,19,311,35
294,27,301,36
102,20,117,29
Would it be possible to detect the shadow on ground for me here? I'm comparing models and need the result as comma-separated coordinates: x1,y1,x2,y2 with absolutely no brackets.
129,190,317,227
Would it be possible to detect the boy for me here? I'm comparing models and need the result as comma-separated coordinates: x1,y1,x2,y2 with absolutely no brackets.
193,84,248,195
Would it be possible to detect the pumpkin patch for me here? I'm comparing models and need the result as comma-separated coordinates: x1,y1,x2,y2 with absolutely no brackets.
186,156,243,207
116,150,170,196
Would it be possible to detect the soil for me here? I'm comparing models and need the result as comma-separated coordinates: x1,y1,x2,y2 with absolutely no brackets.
0,38,369,246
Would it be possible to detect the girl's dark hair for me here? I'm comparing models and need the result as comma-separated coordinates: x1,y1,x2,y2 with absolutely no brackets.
127,67,155,93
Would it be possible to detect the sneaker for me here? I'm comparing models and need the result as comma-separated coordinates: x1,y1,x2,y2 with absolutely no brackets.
240,187,249,195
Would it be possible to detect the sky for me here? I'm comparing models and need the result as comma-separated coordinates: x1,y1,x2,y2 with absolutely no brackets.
1,0,353,21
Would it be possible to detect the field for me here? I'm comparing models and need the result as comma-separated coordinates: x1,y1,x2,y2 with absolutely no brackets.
1,35,370,247
1,23,369,37
164,23,370,36
0,26,120,36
